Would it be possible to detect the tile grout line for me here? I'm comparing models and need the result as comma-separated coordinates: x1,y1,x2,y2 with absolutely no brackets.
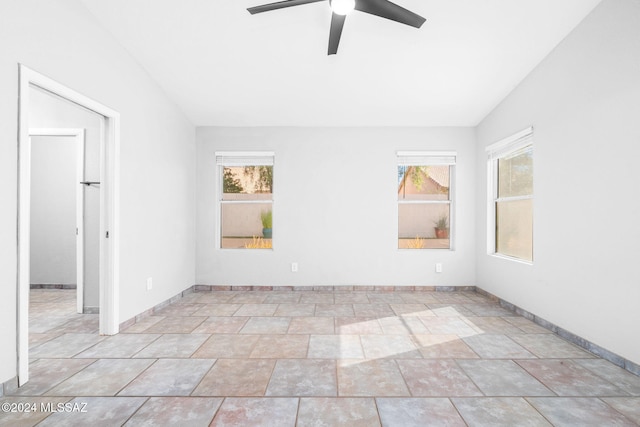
447,396,471,427
523,396,558,427
112,358,159,398
119,396,151,426
189,358,219,397
393,358,414,398
451,358,485,399
594,396,640,425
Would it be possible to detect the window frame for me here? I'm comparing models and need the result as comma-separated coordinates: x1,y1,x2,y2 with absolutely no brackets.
486,127,533,263
396,151,457,251
215,151,275,250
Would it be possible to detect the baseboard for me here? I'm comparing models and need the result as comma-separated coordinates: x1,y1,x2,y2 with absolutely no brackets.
83,306,99,314
118,286,194,331
30,284,76,289
0,377,16,397
193,284,476,292
476,287,640,377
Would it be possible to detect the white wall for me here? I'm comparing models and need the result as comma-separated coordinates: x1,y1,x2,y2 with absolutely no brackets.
29,88,102,309
30,136,77,286
475,0,640,366
197,127,476,287
0,0,195,384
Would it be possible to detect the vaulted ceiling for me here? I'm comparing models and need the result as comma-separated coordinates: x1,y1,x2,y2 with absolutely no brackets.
81,0,602,126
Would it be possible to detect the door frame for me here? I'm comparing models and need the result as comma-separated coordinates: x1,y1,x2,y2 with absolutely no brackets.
18,65,121,385
29,128,86,315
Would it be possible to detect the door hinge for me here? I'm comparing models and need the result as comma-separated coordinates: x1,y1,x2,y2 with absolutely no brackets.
106,231,110,239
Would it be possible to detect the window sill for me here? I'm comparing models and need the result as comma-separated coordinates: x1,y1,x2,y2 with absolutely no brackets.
489,253,533,266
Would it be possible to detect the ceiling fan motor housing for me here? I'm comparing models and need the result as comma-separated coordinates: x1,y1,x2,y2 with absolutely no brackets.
330,0,356,16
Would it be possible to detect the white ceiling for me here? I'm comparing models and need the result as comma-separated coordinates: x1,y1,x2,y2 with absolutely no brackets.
81,0,602,127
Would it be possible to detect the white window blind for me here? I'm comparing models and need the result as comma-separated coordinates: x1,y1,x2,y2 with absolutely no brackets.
486,127,533,160
215,151,275,166
397,151,456,166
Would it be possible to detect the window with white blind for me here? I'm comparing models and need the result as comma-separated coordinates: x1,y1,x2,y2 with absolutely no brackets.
487,128,533,262
397,151,456,250
216,152,274,249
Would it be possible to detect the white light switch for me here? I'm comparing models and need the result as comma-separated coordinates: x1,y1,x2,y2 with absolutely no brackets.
146,277,153,290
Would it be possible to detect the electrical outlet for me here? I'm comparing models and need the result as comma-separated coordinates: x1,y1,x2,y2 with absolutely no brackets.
146,277,153,290
291,262,298,272
435,263,443,273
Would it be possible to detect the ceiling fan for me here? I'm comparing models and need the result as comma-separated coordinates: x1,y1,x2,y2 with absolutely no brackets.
247,0,426,55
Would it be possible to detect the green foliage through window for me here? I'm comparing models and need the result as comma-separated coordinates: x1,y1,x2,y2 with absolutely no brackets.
244,166,273,193
223,168,244,193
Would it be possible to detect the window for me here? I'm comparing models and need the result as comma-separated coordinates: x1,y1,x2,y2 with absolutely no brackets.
397,152,456,249
216,152,274,249
487,128,533,262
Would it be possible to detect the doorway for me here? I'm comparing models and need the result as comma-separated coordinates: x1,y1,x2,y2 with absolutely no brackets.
17,65,121,386
29,129,86,314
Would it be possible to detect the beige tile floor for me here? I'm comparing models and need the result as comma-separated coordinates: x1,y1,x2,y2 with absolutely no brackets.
1,288,640,426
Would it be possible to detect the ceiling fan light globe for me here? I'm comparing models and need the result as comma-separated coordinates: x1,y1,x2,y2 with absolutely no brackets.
330,0,355,15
